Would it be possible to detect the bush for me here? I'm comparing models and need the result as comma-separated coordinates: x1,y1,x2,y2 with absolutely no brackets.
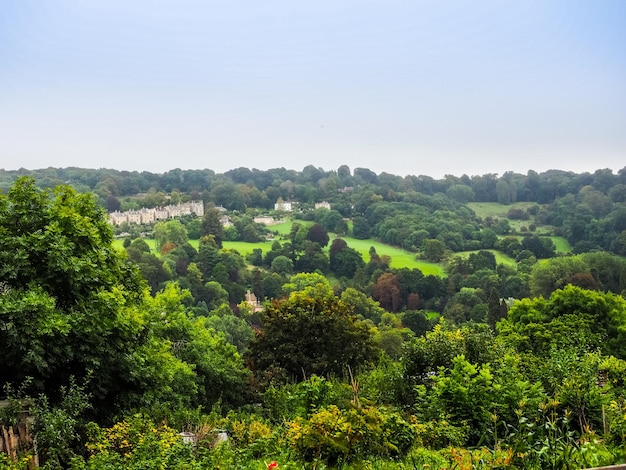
286,404,415,464
81,415,197,469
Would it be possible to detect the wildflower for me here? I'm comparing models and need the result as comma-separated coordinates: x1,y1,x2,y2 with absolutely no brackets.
267,461,279,469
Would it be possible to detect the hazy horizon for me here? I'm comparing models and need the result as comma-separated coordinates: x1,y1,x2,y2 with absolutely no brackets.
2,1,625,179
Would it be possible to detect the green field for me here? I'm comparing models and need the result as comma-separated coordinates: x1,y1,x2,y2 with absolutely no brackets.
550,236,571,254
466,201,540,219
336,236,445,275
113,234,445,276
467,201,553,233
223,240,273,255
268,219,311,235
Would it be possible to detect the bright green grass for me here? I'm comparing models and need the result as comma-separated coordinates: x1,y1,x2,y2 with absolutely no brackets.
467,201,547,233
550,236,572,254
114,234,445,276
267,219,313,235
266,220,292,235
453,249,517,267
223,240,274,256
466,201,540,219
336,236,445,276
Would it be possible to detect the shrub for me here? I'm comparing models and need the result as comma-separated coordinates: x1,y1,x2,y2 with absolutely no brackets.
286,404,415,464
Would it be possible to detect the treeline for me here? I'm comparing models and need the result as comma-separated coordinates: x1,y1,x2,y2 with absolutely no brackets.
2,166,624,206
1,165,626,256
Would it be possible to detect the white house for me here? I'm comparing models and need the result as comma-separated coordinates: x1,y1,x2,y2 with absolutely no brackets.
315,201,331,210
274,199,293,212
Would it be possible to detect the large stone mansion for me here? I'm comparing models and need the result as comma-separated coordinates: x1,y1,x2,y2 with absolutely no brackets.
109,201,204,226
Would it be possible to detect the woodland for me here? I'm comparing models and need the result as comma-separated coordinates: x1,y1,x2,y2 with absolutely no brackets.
1,165,626,469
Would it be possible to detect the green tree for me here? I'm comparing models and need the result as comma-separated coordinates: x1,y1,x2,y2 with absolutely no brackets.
271,255,294,275
129,237,151,253
446,184,475,203
200,207,224,247
340,288,386,324
154,220,188,250
204,280,230,310
329,241,364,279
127,250,171,293
401,310,431,336
423,239,446,262
521,235,555,259
0,178,185,417
351,216,371,239
282,272,333,297
247,290,380,385
146,283,250,409
498,285,626,359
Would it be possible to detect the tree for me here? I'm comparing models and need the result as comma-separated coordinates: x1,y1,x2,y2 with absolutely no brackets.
282,272,333,297
204,280,230,310
337,164,351,179
521,235,555,259
486,287,508,329
468,250,496,271
334,217,349,236
129,237,151,253
446,184,475,203
340,288,386,324
422,239,446,262
498,285,626,359
401,310,430,336
306,223,330,247
372,273,402,312
403,321,498,402
129,251,171,293
0,178,187,417
329,239,364,279
331,247,364,279
351,216,371,239
145,283,250,409
201,207,224,247
154,220,188,250
271,255,294,275
247,290,380,385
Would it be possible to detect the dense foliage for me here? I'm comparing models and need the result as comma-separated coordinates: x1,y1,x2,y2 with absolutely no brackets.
2,170,626,469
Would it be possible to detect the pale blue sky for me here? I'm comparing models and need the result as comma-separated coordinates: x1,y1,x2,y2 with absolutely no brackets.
1,0,625,177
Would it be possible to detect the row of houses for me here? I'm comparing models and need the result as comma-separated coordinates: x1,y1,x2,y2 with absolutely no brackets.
109,201,205,226
109,199,332,226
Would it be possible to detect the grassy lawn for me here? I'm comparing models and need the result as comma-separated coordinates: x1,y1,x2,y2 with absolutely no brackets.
337,236,445,276
267,219,313,235
467,201,540,219
113,234,446,276
467,201,549,233
550,236,572,254
223,240,273,256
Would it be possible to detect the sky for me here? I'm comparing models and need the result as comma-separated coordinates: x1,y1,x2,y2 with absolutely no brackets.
1,0,625,179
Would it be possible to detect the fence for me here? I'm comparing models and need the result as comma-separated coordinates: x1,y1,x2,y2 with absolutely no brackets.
0,400,38,468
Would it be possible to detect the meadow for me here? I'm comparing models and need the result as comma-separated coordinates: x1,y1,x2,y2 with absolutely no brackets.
467,202,572,254
114,231,445,276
